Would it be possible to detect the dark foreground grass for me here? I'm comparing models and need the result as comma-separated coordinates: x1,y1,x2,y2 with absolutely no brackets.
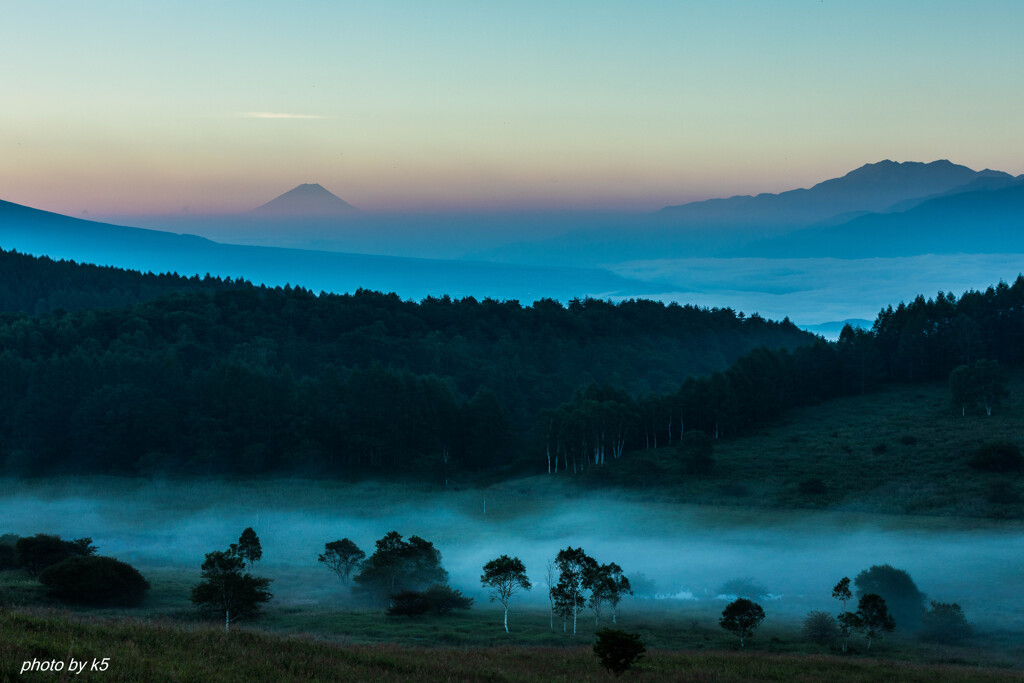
2,608,1020,683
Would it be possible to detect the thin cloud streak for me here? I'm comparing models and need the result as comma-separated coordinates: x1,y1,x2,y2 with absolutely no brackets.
239,112,326,119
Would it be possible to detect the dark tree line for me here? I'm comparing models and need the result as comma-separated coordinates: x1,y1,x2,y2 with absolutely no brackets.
2,247,1021,482
0,247,244,315
0,249,812,480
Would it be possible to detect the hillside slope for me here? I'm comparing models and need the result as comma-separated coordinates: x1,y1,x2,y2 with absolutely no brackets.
585,375,1024,518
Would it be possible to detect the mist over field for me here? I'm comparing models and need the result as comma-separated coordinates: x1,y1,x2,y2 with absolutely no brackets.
4,478,1021,631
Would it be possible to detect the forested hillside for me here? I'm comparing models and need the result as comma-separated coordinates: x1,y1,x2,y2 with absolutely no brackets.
2,248,1021,485
0,248,237,314
0,249,811,480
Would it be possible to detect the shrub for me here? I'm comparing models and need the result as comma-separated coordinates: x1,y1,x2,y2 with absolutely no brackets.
386,584,473,617
900,435,918,446
920,602,972,643
423,583,473,615
969,442,1023,473
593,628,646,676
386,590,430,618
39,556,149,606
802,610,839,644
872,442,888,454
15,534,96,576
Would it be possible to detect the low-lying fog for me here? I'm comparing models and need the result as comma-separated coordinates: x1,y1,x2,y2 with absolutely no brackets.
4,478,1021,631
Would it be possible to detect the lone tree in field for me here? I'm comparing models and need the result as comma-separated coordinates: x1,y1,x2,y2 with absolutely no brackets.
233,527,263,570
190,547,272,631
318,538,365,587
593,628,646,676
720,598,765,649
480,555,532,633
555,546,598,636
832,576,855,653
855,593,895,651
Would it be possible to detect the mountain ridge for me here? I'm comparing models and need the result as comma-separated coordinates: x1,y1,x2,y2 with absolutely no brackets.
656,159,1010,228
0,197,662,303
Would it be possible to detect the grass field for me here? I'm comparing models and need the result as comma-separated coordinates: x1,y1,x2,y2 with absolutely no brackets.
3,607,1023,683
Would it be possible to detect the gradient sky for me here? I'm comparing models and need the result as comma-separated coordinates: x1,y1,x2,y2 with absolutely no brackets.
2,1,1023,215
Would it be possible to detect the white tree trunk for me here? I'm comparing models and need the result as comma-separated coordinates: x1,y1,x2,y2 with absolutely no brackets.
504,605,509,633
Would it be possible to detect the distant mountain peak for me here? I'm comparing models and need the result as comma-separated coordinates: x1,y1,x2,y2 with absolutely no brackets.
251,183,358,216
657,159,1009,226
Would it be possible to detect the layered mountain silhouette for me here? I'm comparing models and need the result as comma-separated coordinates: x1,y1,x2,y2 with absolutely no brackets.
656,159,1012,228
477,160,1023,266
744,178,1024,258
0,199,659,302
251,183,358,216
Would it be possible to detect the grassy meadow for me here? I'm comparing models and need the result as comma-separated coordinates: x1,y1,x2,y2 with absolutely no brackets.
3,607,1023,683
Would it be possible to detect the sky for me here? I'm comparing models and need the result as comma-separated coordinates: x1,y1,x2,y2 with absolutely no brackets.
2,1,1024,215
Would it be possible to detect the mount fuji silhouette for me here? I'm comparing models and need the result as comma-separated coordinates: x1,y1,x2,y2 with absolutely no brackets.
251,183,358,216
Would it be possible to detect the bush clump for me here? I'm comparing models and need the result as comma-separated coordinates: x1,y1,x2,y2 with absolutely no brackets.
386,590,430,618
593,628,646,676
38,555,149,606
969,442,1023,473
802,610,839,644
920,601,972,644
386,584,473,618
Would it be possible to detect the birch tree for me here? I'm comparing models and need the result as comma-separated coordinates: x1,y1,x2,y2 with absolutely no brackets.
832,576,854,653
480,555,531,633
555,547,597,635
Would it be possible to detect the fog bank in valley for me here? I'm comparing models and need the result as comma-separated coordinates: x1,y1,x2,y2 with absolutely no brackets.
3,478,1021,630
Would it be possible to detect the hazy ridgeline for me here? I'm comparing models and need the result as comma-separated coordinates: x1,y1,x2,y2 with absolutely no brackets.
3,478,1021,630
